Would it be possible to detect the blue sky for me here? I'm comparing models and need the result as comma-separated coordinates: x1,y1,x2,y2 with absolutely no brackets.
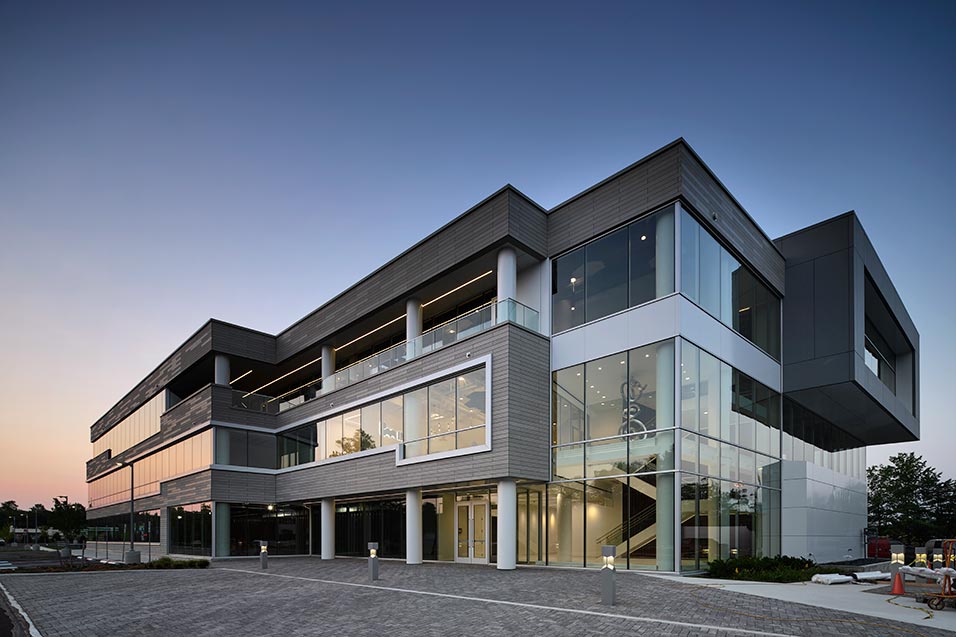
1,1,953,506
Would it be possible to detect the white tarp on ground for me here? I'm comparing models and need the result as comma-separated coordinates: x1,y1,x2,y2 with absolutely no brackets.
811,573,854,585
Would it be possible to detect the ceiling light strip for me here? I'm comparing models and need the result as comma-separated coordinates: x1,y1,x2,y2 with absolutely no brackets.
230,369,253,385
244,355,323,398
334,314,405,352
422,270,493,308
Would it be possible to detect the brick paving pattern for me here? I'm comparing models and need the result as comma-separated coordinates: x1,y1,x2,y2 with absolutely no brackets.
1,557,951,636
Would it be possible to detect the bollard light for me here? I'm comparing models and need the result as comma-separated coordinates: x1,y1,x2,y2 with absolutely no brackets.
891,545,905,565
916,549,927,566
368,542,380,581
601,545,616,606
260,540,269,570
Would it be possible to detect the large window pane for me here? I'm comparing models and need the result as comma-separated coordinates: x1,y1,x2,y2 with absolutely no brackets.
586,354,627,439
585,228,628,322
547,482,585,567
325,415,343,457
456,369,486,430
629,207,675,306
361,404,381,450
586,479,626,567
680,209,699,302
628,429,674,473
552,247,585,333
247,431,276,469
585,438,627,478
341,409,362,454
553,365,585,444
699,230,721,316
628,340,673,432
698,350,720,437
403,388,427,457
382,396,403,447
428,379,456,454
680,343,698,432
553,444,584,480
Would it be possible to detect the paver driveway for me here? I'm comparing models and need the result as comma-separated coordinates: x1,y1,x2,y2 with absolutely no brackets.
1,557,951,636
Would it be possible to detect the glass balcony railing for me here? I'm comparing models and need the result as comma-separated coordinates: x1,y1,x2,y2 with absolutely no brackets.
231,298,540,415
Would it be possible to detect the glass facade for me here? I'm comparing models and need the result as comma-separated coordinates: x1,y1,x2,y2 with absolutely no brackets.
549,338,781,570
222,365,489,470
169,502,212,556
88,429,213,508
92,392,165,457
552,204,675,333
86,510,160,543
782,398,866,478
550,338,677,570
335,500,406,558
680,208,781,359
678,339,781,568
215,503,309,556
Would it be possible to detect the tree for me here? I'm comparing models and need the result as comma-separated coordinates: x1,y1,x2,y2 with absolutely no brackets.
49,498,86,542
867,452,950,545
0,501,17,541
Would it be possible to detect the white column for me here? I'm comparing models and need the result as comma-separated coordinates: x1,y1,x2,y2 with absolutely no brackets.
321,345,335,381
406,488,422,564
497,480,517,570
656,208,676,296
406,298,422,341
214,354,230,386
321,498,335,560
497,246,517,301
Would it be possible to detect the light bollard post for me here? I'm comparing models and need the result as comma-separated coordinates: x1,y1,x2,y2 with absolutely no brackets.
601,545,616,606
890,544,904,578
368,542,379,581
260,541,269,569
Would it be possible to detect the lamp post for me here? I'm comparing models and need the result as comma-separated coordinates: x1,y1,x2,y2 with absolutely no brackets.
115,461,140,564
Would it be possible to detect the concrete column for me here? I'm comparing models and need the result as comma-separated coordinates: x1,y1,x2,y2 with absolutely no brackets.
497,246,517,301
406,298,422,359
321,345,335,381
406,488,422,564
406,298,422,341
214,354,230,386
656,208,676,296
497,480,517,570
321,498,335,560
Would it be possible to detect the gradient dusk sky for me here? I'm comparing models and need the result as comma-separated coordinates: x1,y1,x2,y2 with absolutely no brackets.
1,1,954,509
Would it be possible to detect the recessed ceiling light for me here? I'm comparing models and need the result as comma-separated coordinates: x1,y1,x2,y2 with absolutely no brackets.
641,235,647,241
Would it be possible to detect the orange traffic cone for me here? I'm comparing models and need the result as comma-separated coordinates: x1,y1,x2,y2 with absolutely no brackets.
890,572,906,595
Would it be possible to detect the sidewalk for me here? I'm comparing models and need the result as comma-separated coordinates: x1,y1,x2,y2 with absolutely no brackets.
649,573,956,633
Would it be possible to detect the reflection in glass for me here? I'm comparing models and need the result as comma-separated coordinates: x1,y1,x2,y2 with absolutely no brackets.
585,228,628,322
553,365,585,444
552,247,585,333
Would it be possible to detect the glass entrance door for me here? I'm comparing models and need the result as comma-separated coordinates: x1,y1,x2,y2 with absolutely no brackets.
455,500,489,564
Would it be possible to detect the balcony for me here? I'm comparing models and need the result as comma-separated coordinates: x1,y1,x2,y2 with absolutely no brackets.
232,298,540,414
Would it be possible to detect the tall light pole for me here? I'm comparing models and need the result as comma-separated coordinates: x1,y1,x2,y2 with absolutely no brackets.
115,461,140,564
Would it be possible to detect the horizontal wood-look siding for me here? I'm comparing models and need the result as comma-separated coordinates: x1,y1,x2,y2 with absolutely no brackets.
678,145,785,295
276,188,546,362
273,324,551,502
91,323,213,442
548,145,681,257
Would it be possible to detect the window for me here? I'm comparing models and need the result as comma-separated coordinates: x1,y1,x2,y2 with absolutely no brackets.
427,378,457,454
382,396,404,447
552,205,676,332
168,502,212,556
585,228,628,322
680,208,780,359
361,404,381,450
553,365,585,444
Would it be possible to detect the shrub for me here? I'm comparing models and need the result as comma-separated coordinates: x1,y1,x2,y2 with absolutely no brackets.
706,556,830,583
145,556,210,569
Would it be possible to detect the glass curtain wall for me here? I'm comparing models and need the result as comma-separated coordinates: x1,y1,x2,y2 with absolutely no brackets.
168,502,212,555
92,391,166,457
552,204,676,333
215,503,309,556
86,510,160,543
89,430,213,508
264,365,487,468
678,339,781,570
680,207,780,359
549,338,676,570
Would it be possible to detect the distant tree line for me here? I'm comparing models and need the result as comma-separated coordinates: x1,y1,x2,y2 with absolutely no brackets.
868,452,956,545
1,498,87,543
